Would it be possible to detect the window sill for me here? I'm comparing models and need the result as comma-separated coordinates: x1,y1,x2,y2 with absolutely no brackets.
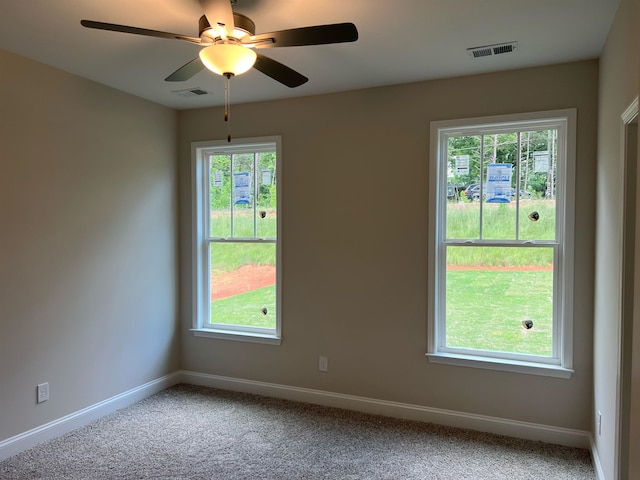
425,352,573,378
191,328,282,345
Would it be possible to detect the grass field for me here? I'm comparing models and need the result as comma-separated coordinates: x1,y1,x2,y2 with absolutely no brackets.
446,269,553,356
442,200,555,355
210,285,276,328
209,208,276,273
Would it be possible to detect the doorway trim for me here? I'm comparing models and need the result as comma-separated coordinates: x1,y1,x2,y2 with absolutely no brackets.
617,95,639,480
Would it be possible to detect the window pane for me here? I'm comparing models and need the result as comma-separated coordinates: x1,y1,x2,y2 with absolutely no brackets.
519,199,556,241
445,246,554,356
257,152,277,239
519,129,557,241
481,132,517,239
209,154,232,238
209,242,276,329
447,135,481,238
232,153,255,238
447,130,559,242
481,202,517,239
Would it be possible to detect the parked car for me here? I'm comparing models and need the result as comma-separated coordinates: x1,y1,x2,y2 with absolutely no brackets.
463,183,482,201
464,183,531,201
511,188,532,199
447,185,456,200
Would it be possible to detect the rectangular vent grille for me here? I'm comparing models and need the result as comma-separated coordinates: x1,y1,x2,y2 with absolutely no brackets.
171,88,212,98
468,42,518,58
471,47,493,58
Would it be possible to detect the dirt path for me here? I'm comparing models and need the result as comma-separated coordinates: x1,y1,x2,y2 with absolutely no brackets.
211,265,276,300
211,264,551,301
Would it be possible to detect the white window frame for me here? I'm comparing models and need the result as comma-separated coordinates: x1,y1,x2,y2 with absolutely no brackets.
427,110,576,378
191,136,282,345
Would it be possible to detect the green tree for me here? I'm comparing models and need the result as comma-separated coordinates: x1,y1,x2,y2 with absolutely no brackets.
447,130,557,199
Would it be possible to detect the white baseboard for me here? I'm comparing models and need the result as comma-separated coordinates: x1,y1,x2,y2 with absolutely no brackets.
0,372,181,462
0,370,595,465
179,370,592,449
590,436,605,480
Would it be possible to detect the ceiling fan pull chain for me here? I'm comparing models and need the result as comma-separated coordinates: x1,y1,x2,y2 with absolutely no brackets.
224,73,232,142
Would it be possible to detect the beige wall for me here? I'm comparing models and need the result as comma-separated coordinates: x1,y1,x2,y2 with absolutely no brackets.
0,50,180,441
179,60,598,430
595,0,640,477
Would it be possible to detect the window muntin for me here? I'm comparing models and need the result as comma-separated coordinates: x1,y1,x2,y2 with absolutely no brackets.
192,137,281,343
428,111,575,376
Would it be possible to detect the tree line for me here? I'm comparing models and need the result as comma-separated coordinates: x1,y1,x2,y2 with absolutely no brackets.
447,130,557,199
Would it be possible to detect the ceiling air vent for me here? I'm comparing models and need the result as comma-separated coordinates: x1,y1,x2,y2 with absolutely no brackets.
467,41,518,58
171,88,212,98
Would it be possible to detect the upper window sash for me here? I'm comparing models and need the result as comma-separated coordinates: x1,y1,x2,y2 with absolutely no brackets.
205,151,277,242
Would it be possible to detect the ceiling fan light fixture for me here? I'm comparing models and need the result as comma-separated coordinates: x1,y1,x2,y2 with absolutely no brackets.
232,26,251,40
199,43,257,76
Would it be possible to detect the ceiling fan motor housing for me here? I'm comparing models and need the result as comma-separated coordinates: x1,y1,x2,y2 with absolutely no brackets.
198,13,256,39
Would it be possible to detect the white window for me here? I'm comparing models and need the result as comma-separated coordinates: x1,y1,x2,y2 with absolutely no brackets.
191,136,281,344
427,110,576,377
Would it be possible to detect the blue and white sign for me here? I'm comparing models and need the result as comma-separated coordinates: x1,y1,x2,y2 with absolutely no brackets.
233,172,251,205
485,163,512,203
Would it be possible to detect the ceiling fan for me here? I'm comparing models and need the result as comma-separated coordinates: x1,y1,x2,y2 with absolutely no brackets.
80,0,359,88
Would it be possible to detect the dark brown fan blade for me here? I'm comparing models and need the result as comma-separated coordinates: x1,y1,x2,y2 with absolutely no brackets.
199,0,235,37
165,58,205,82
253,54,308,88
250,23,358,49
81,20,201,44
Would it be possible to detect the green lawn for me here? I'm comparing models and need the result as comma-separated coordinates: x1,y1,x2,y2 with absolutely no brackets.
209,209,277,272
442,200,555,356
446,269,553,356
211,285,276,329
447,199,556,258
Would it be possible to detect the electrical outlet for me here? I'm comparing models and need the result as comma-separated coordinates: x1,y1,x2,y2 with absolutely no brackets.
37,383,49,403
319,356,328,372
597,410,602,436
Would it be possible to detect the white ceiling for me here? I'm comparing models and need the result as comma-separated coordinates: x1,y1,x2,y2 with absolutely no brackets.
0,0,620,110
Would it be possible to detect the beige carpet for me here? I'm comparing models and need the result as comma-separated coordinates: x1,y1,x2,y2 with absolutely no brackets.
0,384,595,479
